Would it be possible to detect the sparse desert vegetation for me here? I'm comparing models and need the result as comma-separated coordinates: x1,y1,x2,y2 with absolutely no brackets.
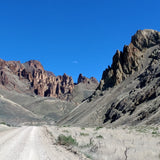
80,132,89,136
96,135,103,139
57,134,78,146
46,125,160,160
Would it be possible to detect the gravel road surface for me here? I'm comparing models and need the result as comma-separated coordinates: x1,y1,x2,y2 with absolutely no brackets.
0,126,82,160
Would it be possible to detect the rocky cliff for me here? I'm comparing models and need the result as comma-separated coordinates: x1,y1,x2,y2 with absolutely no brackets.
98,29,160,91
0,59,74,99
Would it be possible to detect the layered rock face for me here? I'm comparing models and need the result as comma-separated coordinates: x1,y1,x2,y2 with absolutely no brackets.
99,29,160,91
0,59,74,99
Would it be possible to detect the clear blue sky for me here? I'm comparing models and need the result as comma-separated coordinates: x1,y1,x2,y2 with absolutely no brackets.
0,0,159,82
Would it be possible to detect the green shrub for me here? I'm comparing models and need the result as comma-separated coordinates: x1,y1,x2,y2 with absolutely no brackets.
80,132,89,136
63,125,70,127
0,122,6,125
57,134,78,146
96,135,103,139
0,122,10,127
95,126,103,130
152,131,158,135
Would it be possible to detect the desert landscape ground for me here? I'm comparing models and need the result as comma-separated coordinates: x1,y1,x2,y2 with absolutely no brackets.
0,124,160,160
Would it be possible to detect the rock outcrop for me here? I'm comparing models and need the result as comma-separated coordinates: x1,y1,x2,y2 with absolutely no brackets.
0,59,74,99
98,29,160,91
131,29,160,51
103,46,160,124
77,74,98,85
0,59,99,102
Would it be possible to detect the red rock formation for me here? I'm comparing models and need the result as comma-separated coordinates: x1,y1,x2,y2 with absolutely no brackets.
0,59,74,99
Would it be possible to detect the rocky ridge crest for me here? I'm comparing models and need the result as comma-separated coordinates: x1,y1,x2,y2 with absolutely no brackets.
77,73,98,85
0,59,74,99
98,29,160,91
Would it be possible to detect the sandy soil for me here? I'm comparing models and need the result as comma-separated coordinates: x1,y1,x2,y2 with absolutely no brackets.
0,125,160,160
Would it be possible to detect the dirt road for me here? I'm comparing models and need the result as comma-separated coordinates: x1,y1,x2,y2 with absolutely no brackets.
0,126,83,160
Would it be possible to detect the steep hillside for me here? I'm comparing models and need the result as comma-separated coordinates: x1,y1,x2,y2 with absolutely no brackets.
0,92,41,125
58,29,160,127
0,87,77,125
